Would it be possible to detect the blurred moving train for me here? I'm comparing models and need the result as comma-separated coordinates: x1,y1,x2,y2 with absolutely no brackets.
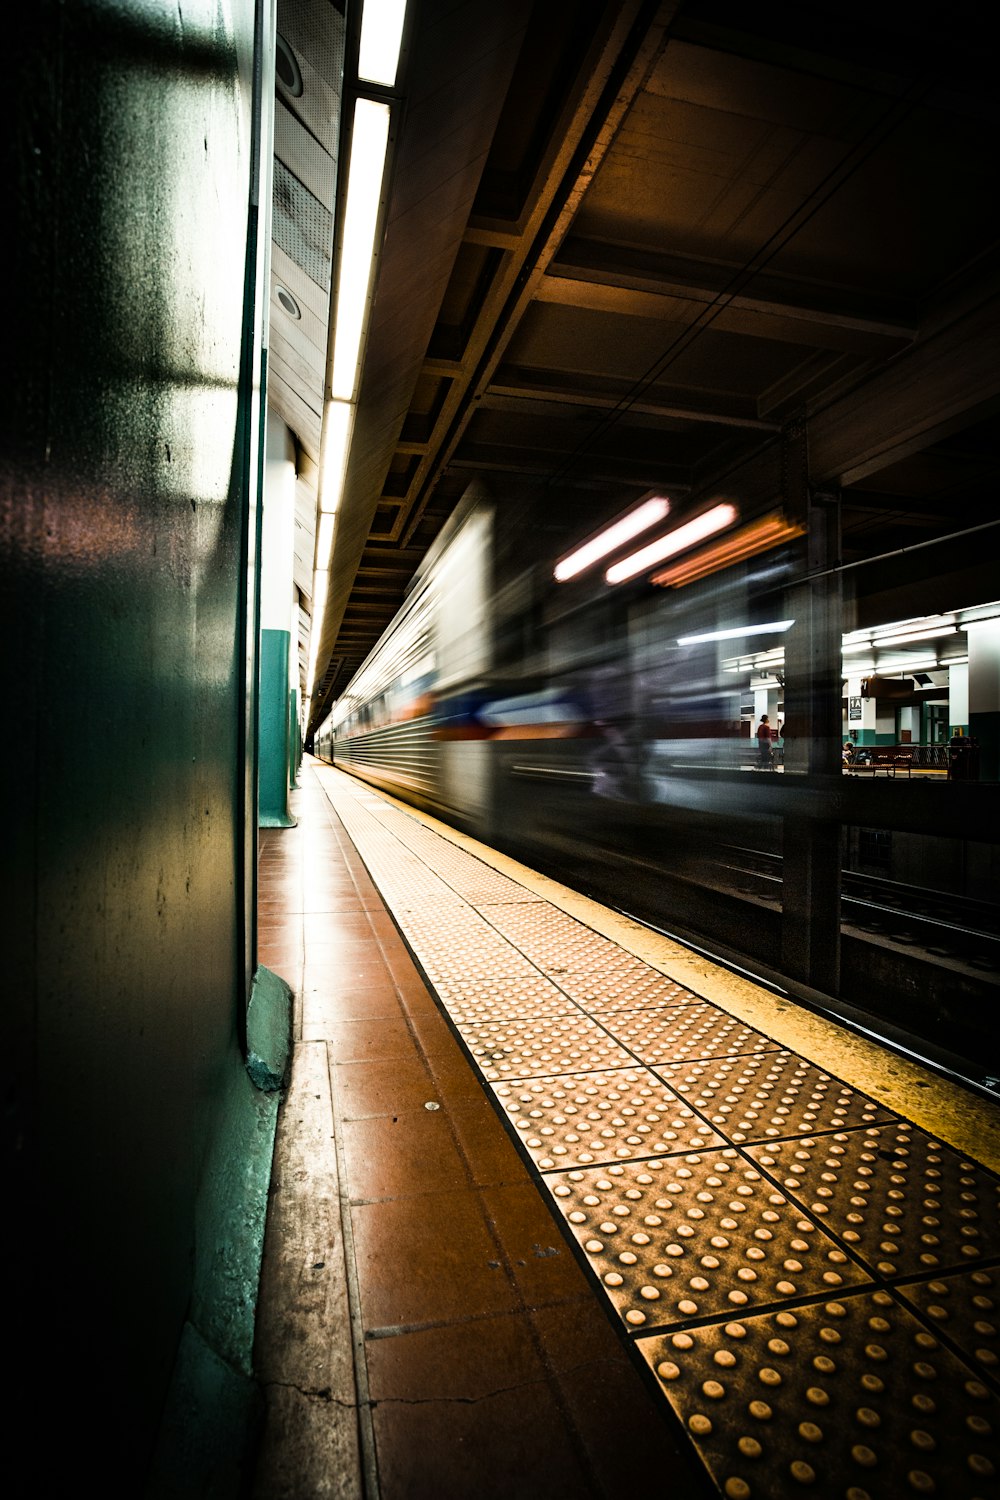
313,486,1000,1091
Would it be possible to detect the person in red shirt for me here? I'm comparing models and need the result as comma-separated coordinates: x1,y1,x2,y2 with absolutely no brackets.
756,715,774,769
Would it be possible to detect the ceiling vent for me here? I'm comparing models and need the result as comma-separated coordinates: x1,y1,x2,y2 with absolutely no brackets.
275,33,304,98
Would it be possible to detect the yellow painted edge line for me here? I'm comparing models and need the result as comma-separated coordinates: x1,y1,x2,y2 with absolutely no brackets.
312,762,1000,1173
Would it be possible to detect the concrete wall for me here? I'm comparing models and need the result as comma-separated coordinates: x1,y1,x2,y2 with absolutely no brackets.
5,0,263,1482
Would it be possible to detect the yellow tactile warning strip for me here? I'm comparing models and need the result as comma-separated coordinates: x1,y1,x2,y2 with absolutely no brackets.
316,767,1000,1500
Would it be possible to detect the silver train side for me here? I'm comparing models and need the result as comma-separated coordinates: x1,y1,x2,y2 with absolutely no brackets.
313,495,1000,1082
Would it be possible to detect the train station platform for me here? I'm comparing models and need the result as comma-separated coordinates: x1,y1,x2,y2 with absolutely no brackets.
251,758,1000,1500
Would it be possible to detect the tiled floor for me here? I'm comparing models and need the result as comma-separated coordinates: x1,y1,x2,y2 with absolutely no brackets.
251,765,707,1500
251,760,1000,1500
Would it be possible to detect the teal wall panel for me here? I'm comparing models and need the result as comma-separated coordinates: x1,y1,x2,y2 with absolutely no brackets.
259,629,295,826
4,0,266,1485
290,688,301,788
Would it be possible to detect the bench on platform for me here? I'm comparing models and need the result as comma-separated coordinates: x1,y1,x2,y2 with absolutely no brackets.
849,746,913,777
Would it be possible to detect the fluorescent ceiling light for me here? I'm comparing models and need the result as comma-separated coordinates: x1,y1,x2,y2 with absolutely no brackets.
306,569,330,695
958,601,1000,625
358,0,407,86
554,497,669,581
316,513,336,567
606,503,736,584
842,639,873,653
331,98,391,401
872,626,957,648
875,656,947,674
320,399,354,514
678,620,794,646
843,613,955,645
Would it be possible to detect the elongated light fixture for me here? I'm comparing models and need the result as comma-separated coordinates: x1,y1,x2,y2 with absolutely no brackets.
316,513,336,566
677,620,795,646
606,503,736,584
358,0,407,85
306,569,330,692
331,98,392,401
308,11,401,704
319,398,354,520
870,625,957,648
651,512,804,588
554,497,669,581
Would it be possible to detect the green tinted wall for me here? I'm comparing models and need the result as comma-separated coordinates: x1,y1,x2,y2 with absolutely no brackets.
5,0,262,1482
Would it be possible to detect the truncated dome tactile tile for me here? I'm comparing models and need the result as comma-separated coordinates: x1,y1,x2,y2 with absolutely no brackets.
379,819,538,904
547,1151,871,1331
602,1004,780,1068
897,1268,1000,1386
745,1125,1000,1278
478,903,617,956
492,1067,724,1170
637,1288,1000,1500
432,975,578,1025
554,969,701,1012
658,1053,898,1144
460,1014,635,1080
396,912,548,986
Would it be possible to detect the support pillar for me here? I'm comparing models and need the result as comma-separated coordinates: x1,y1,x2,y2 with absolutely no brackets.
780,487,843,992
967,620,1000,781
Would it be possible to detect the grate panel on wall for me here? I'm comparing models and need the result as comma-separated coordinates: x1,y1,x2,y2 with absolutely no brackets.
272,158,333,290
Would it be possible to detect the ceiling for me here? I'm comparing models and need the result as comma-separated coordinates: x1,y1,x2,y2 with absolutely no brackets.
265,0,1000,736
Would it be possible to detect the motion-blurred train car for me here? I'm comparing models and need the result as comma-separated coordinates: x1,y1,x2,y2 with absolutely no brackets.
314,485,999,1083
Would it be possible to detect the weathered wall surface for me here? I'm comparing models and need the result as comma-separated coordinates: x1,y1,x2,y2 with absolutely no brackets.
4,0,260,1480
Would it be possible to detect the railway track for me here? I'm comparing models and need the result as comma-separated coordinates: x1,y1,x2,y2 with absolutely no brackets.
716,846,1000,975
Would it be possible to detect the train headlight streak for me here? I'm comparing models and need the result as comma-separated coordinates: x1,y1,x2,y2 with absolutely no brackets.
554,498,669,581
605,503,736,584
651,512,804,587
358,0,407,86
677,620,794,646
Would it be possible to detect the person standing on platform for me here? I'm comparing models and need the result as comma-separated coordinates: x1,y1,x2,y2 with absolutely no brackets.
756,714,774,770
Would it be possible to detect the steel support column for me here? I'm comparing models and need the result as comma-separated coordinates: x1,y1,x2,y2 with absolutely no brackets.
781,487,843,991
